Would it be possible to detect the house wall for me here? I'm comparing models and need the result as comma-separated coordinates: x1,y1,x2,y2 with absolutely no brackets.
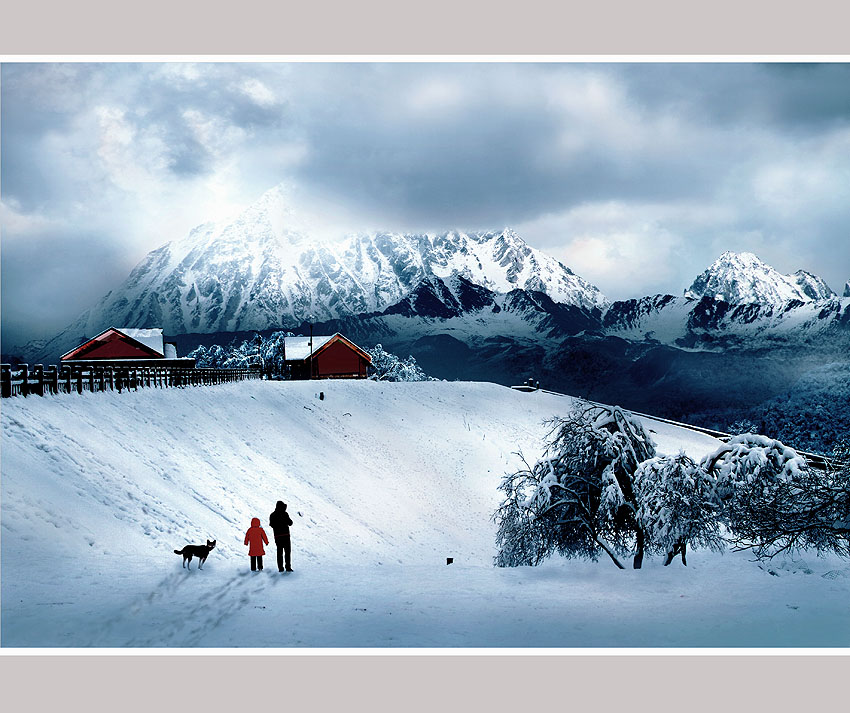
313,341,369,378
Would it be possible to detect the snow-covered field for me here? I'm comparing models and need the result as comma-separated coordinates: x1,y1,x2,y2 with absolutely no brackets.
2,380,848,648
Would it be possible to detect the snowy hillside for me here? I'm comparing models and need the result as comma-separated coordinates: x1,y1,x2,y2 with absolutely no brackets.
27,185,606,363
684,251,836,305
3,380,848,647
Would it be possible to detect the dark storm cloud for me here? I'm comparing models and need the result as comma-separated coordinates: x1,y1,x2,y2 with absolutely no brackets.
275,64,719,226
616,63,850,131
1,226,132,350
2,62,849,347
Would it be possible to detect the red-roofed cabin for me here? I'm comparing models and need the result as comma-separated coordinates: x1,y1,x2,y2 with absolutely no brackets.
61,327,196,368
285,333,371,380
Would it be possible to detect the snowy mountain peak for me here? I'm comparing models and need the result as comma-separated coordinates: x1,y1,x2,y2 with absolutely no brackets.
844,280,850,298
684,251,834,305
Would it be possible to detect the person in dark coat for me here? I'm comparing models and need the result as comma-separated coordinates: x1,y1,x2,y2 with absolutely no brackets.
269,500,294,572
244,517,269,571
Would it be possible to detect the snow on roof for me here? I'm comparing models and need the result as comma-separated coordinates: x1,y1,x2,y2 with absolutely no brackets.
284,335,335,361
116,328,165,356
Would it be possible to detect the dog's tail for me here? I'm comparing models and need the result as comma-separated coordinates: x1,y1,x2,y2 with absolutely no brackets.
174,548,184,555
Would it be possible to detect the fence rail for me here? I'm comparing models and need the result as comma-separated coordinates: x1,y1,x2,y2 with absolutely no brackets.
1,363,261,398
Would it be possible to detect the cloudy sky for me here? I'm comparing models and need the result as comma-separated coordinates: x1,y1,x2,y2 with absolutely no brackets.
2,61,850,347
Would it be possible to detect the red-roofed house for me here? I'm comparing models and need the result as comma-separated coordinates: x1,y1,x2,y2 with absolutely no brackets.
61,328,196,367
284,333,371,380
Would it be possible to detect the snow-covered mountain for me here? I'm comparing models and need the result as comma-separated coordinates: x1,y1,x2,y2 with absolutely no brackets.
603,292,850,348
26,185,607,362
600,251,848,349
844,280,850,298
684,251,836,305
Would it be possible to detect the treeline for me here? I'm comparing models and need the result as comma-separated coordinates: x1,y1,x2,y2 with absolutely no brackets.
689,362,850,457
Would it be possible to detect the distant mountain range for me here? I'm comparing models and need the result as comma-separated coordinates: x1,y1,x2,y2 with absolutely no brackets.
14,185,850,380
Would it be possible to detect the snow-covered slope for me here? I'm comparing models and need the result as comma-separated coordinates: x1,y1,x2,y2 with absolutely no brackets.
684,251,836,305
3,381,848,647
28,185,606,362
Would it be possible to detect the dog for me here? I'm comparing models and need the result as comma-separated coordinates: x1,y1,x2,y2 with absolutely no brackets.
174,539,216,570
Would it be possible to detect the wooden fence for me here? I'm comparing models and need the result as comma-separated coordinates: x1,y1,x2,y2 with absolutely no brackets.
1,363,262,398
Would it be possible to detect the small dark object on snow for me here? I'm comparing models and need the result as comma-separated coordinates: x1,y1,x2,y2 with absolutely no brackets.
319,391,324,400
446,557,454,565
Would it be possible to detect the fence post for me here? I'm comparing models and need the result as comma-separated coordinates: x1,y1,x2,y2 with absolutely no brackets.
1,364,11,398
49,365,59,395
20,364,29,397
34,364,45,396
89,368,95,394
76,368,83,395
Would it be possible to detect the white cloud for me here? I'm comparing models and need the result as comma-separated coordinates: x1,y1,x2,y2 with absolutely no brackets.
406,79,465,114
516,201,690,299
238,78,278,107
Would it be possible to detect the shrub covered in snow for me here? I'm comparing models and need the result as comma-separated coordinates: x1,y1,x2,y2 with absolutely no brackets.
703,434,850,558
634,452,724,565
494,404,656,569
496,412,850,570
366,344,434,382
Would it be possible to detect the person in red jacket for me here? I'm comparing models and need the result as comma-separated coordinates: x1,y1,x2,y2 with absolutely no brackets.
244,517,269,571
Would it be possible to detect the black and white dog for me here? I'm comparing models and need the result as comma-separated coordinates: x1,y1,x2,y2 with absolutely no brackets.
173,539,216,569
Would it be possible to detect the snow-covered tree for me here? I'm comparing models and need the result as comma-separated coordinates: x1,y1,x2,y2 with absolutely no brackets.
634,452,724,565
188,331,294,377
702,434,850,558
494,405,656,569
366,344,433,382
189,344,228,368
728,419,760,436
